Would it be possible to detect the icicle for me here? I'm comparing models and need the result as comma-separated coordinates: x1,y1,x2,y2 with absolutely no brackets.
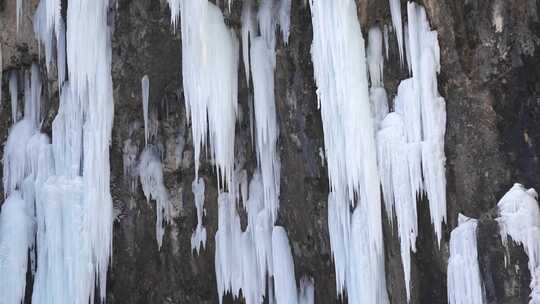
309,0,388,300
389,0,404,64
142,74,150,145
370,87,389,130
278,0,292,44
257,0,277,64
139,146,172,249
377,112,418,301
241,0,255,87
272,226,298,304
0,191,33,304
16,0,23,33
404,22,412,74
447,214,484,304
497,183,540,303
9,71,18,123
179,1,238,190
407,2,446,245
191,177,207,254
23,64,42,128
367,26,384,87
166,0,181,29
298,276,315,304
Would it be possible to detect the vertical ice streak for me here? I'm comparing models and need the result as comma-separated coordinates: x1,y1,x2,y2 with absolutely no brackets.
389,0,404,63
17,0,23,33
367,26,384,87
9,71,18,123
447,214,484,304
497,183,540,303
142,75,150,145
191,177,207,254
0,191,32,304
309,0,388,301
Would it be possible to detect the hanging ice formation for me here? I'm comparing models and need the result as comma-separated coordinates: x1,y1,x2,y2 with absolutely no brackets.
169,0,238,190
2,0,115,303
389,0,404,63
373,3,446,300
310,0,389,302
191,177,207,254
139,147,172,249
142,75,150,145
447,214,484,304
497,183,540,303
367,26,389,130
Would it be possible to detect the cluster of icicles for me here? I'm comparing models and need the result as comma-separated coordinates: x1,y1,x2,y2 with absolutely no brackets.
0,0,114,303
1,0,538,304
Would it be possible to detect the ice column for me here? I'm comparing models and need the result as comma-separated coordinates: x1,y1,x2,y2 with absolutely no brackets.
447,214,484,304
310,0,388,301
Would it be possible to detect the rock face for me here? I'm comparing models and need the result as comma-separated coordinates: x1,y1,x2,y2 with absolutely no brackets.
1,0,540,303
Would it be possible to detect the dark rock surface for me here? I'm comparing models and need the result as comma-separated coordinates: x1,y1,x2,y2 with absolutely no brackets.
1,0,540,303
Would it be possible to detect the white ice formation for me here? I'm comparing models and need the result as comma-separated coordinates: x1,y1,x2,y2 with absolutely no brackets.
447,214,484,304
497,183,540,303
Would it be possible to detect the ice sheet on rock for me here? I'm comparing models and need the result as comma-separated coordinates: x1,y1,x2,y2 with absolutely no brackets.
298,276,315,304
0,191,32,304
9,71,18,123
389,0,404,63
141,75,150,145
123,138,139,193
497,183,540,303
447,214,484,304
3,118,36,196
272,226,298,304
139,146,172,249
191,177,207,254
367,26,384,87
310,0,387,299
